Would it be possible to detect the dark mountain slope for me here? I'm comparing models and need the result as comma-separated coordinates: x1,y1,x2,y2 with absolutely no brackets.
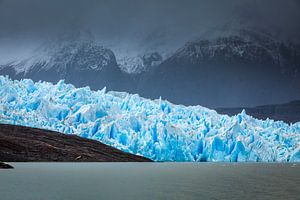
0,37,136,93
216,100,300,124
0,124,151,162
138,30,300,107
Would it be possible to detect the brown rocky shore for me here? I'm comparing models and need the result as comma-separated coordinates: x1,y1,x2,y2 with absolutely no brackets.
0,124,152,162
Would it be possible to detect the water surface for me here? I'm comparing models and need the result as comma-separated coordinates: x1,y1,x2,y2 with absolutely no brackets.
0,163,299,200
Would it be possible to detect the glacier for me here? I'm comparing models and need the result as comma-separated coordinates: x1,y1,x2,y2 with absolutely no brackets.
0,76,299,162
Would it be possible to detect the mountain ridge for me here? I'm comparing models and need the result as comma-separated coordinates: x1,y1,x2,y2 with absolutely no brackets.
216,100,300,123
1,28,299,107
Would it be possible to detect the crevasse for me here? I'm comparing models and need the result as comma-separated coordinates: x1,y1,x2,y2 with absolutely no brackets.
0,76,299,162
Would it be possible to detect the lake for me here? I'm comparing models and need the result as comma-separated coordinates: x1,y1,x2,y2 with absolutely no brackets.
0,163,299,200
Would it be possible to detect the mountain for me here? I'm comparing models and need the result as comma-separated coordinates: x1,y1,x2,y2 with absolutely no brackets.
116,52,164,74
0,124,151,162
1,29,300,108
138,29,300,107
0,31,135,92
1,76,299,162
216,100,300,124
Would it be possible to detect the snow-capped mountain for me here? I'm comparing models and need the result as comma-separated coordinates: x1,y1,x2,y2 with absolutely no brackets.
0,31,116,76
138,29,300,107
116,51,163,74
174,29,299,74
1,28,299,108
0,31,136,92
0,30,165,83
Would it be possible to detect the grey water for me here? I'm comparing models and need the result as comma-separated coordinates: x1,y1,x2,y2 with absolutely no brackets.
0,163,299,200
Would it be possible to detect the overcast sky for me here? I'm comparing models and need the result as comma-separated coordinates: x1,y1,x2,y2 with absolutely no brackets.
0,0,300,63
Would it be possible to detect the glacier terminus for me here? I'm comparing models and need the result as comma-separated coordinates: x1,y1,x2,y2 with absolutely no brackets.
0,76,299,162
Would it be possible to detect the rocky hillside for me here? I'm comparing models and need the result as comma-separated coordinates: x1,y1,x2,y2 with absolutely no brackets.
0,124,151,162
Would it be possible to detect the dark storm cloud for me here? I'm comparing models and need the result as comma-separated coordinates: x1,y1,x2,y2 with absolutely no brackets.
0,0,299,39
0,0,225,39
0,0,91,38
0,0,299,63
233,0,300,41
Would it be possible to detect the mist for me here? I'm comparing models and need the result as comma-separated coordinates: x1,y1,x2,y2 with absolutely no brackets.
0,0,300,63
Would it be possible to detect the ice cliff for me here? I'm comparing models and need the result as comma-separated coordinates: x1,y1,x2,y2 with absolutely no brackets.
0,76,299,162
